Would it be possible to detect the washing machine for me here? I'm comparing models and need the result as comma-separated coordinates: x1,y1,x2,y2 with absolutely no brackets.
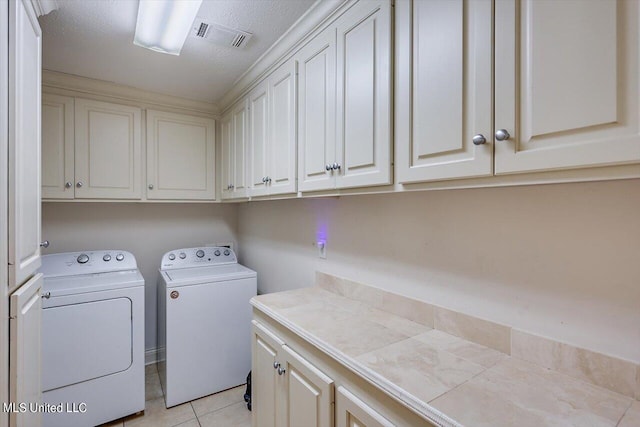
39,250,145,427
157,246,257,407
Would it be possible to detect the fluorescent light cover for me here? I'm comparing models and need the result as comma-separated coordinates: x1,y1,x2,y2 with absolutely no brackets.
134,0,202,55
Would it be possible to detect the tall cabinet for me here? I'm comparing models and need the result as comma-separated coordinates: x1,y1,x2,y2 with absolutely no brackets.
6,1,43,425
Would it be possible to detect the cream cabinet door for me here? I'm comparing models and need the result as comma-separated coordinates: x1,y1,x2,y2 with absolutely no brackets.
42,94,74,199
74,98,142,199
268,58,297,196
252,322,284,427
279,345,334,427
396,0,493,183
249,83,270,197
335,0,392,189
220,110,234,200
146,110,215,200
336,386,394,427
297,26,337,192
231,99,249,199
8,0,41,289
495,0,640,174
9,273,43,427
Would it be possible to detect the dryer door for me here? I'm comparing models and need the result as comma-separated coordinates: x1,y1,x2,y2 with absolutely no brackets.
42,297,132,391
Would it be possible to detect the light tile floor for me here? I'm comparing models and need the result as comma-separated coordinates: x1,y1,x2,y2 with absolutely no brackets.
100,364,251,427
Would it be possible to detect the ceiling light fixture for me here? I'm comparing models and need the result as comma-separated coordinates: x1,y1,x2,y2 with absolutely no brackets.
134,0,203,56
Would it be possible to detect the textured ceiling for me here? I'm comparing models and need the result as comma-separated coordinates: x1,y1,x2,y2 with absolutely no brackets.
39,0,316,104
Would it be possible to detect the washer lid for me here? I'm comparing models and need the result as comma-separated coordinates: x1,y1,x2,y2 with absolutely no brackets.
43,270,144,297
163,263,256,287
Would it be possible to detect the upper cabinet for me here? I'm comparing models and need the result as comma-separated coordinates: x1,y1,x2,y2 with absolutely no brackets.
494,0,640,174
42,93,74,199
146,110,215,200
42,95,218,202
8,0,42,289
396,0,493,183
396,0,640,184
221,99,249,200
74,98,142,199
247,58,298,198
298,0,392,192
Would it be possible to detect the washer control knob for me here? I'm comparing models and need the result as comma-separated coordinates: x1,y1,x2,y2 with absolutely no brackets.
77,254,89,264
179,252,186,259
168,253,176,261
103,254,112,262
224,249,230,256
196,249,205,258
115,253,125,261
214,250,221,256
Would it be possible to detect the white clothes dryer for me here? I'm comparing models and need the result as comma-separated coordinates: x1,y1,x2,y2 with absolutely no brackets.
157,247,256,407
39,251,145,427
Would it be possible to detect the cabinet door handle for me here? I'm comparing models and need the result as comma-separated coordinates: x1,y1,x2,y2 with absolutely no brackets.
495,129,511,141
273,361,280,369
472,134,487,145
266,176,271,183
76,181,83,188
148,184,154,190
333,163,341,170
325,164,332,171
40,240,50,248
277,367,286,376
65,181,73,189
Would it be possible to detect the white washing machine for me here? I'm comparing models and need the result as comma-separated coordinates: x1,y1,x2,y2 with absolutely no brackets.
157,247,256,407
39,251,145,427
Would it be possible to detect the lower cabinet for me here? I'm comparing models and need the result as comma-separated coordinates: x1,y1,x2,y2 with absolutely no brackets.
252,321,334,427
336,386,394,427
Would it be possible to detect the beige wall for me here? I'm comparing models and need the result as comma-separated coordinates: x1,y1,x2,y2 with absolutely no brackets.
41,202,239,352
237,179,640,363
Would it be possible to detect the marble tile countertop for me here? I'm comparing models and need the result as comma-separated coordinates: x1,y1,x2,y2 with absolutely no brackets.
251,286,638,427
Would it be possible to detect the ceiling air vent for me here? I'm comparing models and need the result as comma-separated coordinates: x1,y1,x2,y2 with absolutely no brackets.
191,19,253,49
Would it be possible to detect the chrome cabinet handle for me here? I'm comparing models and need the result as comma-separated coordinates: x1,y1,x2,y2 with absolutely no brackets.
65,181,73,189
148,184,154,190
325,164,331,171
495,129,511,141
278,367,286,376
41,292,51,299
76,181,83,188
262,177,266,183
333,163,341,170
273,361,280,369
472,134,487,145
40,240,50,248
266,177,271,183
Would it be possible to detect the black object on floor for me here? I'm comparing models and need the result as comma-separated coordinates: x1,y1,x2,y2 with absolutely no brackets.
244,371,252,411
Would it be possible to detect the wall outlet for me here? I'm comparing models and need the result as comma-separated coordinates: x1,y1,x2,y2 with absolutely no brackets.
317,241,326,259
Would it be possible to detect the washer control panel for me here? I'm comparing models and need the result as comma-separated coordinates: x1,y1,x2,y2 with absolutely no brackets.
160,247,237,270
39,250,138,277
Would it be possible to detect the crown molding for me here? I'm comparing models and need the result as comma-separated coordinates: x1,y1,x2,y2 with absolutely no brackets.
42,70,220,117
218,0,350,111
31,0,58,17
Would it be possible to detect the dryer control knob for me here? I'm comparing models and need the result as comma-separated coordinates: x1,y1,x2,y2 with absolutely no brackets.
224,249,230,256
103,254,112,262
168,253,176,261
115,253,124,261
214,250,221,256
179,252,186,259
77,254,89,264
196,250,205,258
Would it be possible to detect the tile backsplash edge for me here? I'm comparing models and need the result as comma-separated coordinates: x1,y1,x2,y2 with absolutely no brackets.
315,271,639,400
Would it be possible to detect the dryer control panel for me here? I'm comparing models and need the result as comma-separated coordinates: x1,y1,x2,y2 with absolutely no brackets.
160,247,237,270
39,250,138,278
